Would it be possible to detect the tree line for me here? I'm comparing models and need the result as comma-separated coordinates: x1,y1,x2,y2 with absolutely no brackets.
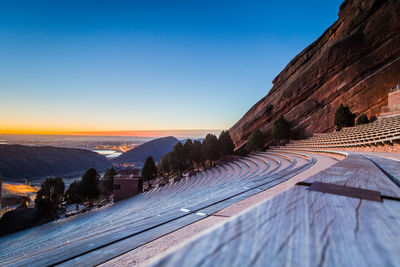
35,167,117,215
334,104,376,130
142,122,295,183
140,131,235,182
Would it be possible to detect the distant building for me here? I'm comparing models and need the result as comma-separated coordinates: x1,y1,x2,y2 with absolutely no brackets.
388,87,400,109
113,172,143,202
380,85,400,118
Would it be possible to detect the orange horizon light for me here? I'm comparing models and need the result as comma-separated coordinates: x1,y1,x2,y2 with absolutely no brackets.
0,129,223,138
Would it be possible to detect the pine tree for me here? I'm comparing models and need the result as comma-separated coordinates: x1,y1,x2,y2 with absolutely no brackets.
171,142,187,177
246,129,265,152
271,115,291,140
334,104,356,130
66,181,81,210
356,114,369,125
79,168,100,205
202,134,220,166
218,131,235,156
192,140,204,170
159,152,172,178
142,156,157,182
183,139,194,168
35,177,65,215
102,167,116,200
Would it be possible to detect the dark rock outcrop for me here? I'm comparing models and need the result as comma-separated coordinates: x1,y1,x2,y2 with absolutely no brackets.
230,0,400,147
0,144,112,181
113,136,179,166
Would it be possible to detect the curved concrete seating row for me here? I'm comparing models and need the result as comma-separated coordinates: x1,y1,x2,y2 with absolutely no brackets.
284,115,400,149
0,151,316,266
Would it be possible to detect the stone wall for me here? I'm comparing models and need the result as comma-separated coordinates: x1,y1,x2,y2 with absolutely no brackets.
388,90,400,110
380,90,400,117
113,175,143,202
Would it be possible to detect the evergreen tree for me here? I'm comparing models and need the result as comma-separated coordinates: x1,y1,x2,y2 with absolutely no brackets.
35,177,65,215
202,134,219,166
235,144,249,157
271,115,291,140
171,142,187,177
159,152,172,178
334,104,356,130
192,140,204,170
66,181,81,210
246,129,265,152
102,167,116,200
218,131,235,156
79,168,100,205
183,139,194,168
142,156,157,182
356,114,369,125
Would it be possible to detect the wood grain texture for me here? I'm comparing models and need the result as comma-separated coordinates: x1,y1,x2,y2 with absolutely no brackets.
149,155,400,267
363,154,400,187
306,155,400,198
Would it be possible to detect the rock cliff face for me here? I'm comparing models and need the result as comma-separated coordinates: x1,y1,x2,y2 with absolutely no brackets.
229,0,400,147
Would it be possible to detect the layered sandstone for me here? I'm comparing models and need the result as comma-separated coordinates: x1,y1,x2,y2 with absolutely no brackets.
229,0,400,147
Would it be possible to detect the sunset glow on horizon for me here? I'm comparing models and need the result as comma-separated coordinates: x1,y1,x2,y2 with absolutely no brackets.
68,130,223,138
0,128,223,138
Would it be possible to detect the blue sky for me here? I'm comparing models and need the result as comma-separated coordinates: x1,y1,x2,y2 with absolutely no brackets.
0,0,344,134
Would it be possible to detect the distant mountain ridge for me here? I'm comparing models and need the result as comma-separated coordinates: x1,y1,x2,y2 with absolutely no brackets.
0,144,112,181
113,136,179,166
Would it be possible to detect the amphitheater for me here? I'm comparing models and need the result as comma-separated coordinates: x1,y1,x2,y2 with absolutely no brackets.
1,115,400,267
284,115,400,151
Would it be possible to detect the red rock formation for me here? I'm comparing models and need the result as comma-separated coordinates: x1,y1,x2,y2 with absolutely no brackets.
229,0,400,148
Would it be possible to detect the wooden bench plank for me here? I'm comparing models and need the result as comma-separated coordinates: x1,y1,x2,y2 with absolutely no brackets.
306,155,400,198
